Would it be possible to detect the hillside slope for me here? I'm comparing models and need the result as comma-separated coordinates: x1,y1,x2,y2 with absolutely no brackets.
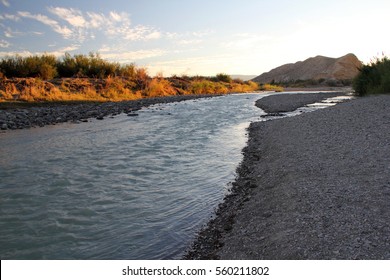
253,53,362,84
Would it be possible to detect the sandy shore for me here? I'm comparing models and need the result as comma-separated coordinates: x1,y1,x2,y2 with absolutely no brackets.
185,93,390,259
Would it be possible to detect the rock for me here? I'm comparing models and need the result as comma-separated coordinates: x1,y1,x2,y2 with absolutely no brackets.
260,112,285,118
1,123,8,130
253,53,362,84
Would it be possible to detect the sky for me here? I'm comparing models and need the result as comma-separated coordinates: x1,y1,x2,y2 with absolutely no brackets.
0,0,389,76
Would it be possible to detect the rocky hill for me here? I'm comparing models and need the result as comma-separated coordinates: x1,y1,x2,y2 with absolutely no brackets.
253,53,362,84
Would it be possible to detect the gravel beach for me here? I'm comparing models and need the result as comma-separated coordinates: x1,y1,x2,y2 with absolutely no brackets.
0,94,220,130
255,91,346,113
186,93,390,259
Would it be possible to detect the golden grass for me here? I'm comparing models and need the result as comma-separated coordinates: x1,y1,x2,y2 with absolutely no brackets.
0,77,268,103
259,83,284,92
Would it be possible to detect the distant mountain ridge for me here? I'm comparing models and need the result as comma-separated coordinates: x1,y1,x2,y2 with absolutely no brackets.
252,53,362,84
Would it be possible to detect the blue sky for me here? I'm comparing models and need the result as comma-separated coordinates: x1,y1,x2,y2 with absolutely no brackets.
1,0,389,76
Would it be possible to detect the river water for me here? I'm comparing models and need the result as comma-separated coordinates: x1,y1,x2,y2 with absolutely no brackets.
0,92,270,259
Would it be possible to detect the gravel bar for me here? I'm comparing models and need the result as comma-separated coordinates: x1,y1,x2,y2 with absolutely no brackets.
185,93,390,259
0,94,221,131
255,92,347,113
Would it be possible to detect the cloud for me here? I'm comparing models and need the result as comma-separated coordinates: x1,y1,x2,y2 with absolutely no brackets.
0,50,33,57
1,0,10,7
0,14,20,21
58,44,80,53
100,49,166,63
0,44,80,58
177,39,202,45
109,11,129,23
119,25,161,41
145,31,161,40
3,27,23,38
18,11,73,38
192,30,214,37
48,7,160,42
86,12,106,29
6,7,162,44
0,39,10,48
48,7,86,28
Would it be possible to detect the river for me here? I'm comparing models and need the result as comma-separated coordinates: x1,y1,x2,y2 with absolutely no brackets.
0,92,269,259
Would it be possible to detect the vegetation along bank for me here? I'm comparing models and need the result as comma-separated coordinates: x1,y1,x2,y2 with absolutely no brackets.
0,53,267,103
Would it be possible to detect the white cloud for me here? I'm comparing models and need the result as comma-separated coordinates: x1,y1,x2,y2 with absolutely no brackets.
48,7,86,28
178,39,202,45
0,14,20,21
3,27,22,38
8,8,162,44
54,8,160,41
86,12,105,29
145,31,161,40
0,39,10,48
1,0,10,7
166,32,178,39
18,11,73,38
0,44,80,58
58,44,80,53
121,25,160,41
0,50,34,57
109,11,129,23
100,49,166,63
4,29,13,38
192,30,214,37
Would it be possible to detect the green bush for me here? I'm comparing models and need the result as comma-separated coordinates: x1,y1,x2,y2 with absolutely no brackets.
0,54,58,79
215,73,232,83
353,56,390,96
56,52,120,78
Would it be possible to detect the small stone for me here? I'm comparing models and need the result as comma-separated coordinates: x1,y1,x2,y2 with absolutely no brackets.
1,123,8,130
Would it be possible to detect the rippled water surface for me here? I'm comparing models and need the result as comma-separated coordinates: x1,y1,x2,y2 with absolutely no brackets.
0,93,266,259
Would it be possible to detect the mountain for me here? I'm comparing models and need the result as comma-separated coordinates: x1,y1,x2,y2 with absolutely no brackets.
252,53,362,84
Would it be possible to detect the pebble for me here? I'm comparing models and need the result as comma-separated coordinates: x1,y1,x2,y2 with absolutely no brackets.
0,94,221,130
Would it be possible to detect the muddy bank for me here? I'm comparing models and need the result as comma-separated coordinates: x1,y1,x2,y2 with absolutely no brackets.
185,93,390,259
0,94,220,131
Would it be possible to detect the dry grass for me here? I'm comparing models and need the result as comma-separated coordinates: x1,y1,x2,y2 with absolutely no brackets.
0,76,264,103
259,83,284,92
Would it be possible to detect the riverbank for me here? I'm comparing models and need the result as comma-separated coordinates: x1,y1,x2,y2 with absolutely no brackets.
185,93,390,259
0,94,224,130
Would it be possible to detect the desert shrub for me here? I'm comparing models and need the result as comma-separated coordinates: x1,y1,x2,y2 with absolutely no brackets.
56,52,120,78
259,83,284,92
38,63,58,80
119,63,137,79
215,73,232,83
189,80,215,94
0,54,58,79
134,67,150,90
353,56,390,96
146,77,177,97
